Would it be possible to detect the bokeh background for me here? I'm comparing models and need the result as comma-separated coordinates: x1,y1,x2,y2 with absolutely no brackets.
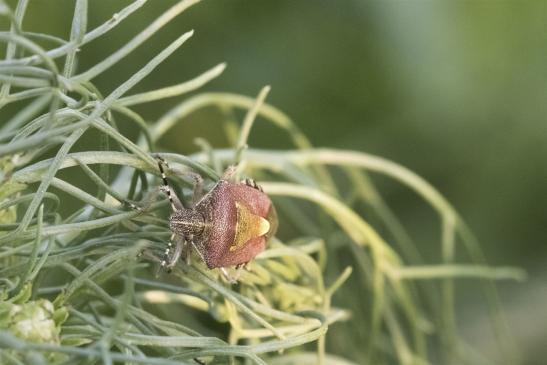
6,0,546,363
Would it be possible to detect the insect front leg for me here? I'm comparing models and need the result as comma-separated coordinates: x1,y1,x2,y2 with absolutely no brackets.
125,187,169,213
160,234,184,274
184,234,192,265
187,172,204,208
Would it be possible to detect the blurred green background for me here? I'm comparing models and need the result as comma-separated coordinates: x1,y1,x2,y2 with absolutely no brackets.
6,0,546,363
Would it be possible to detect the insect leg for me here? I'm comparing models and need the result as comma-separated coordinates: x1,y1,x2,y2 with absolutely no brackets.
184,234,193,265
235,262,250,271
232,262,250,281
221,165,238,181
166,236,184,272
156,155,185,211
123,188,166,213
220,267,237,284
159,166,204,208
159,233,175,270
158,234,184,274
189,172,203,208
123,199,145,213
243,178,263,192
171,171,204,208
189,237,207,264
231,266,245,282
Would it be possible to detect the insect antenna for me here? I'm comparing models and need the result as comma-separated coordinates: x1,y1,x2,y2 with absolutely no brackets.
155,155,183,211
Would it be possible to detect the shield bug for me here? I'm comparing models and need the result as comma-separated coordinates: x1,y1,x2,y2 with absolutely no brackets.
155,156,277,281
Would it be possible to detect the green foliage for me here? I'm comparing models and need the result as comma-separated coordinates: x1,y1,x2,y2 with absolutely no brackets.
0,283,70,363
0,1,524,364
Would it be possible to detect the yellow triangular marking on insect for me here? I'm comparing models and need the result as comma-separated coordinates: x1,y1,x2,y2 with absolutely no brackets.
257,216,270,237
230,202,270,252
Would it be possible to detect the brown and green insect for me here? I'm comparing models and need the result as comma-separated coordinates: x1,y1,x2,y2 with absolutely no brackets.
155,157,277,280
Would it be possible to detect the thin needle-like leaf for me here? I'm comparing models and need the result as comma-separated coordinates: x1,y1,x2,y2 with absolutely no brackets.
73,0,200,81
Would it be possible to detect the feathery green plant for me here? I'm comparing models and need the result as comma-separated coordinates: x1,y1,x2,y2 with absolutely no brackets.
0,1,524,364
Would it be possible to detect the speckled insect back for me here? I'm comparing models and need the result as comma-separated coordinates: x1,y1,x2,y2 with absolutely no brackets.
156,156,277,280
193,179,277,268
